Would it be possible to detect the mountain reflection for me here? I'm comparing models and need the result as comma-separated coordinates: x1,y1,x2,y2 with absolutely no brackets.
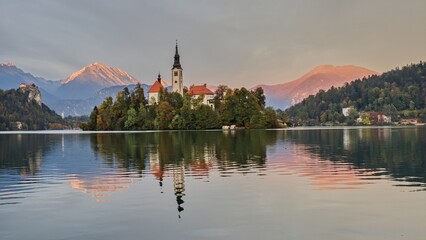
68,173,134,203
89,128,426,192
90,130,274,216
284,127,426,189
1,127,425,207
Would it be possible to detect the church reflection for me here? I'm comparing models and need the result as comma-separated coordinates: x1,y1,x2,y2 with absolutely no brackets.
1,127,425,208
173,164,185,218
89,130,271,217
85,128,426,210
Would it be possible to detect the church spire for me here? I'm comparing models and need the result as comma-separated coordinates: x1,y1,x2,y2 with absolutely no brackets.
157,72,161,82
171,40,183,95
173,40,182,69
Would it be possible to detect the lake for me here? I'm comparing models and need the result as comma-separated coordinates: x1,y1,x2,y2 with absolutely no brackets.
0,127,425,240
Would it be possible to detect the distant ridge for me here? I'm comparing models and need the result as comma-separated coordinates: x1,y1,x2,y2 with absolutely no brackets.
256,65,379,109
0,62,145,115
0,63,60,92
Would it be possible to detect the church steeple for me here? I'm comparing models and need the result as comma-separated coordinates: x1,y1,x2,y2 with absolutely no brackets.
173,40,182,69
157,73,161,82
172,40,183,95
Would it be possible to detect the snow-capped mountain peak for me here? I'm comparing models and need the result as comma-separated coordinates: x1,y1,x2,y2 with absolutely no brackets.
62,62,139,86
0,62,16,67
57,62,140,99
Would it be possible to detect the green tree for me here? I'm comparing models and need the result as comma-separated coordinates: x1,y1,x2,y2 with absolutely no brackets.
252,87,266,109
213,85,228,109
168,92,184,110
131,83,147,109
193,105,221,129
345,108,359,126
88,106,98,130
124,107,137,130
97,96,113,130
250,113,266,129
156,101,174,129
264,107,278,128
360,113,371,125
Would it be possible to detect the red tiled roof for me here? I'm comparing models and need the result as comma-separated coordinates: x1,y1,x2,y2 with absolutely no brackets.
188,85,214,95
148,80,164,93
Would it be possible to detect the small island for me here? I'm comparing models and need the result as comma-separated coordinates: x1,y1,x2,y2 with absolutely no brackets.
81,43,280,131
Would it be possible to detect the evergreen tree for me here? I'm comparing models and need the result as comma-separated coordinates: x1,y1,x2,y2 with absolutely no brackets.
286,62,426,125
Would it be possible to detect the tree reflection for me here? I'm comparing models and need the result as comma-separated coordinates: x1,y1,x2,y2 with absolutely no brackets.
0,134,60,175
286,127,426,188
90,130,273,176
90,130,274,216
0,134,62,205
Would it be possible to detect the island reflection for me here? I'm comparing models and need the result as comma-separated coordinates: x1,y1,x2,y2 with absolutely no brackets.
0,127,425,207
89,130,274,214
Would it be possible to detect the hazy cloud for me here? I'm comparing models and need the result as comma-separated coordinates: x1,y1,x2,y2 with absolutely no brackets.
1,0,425,87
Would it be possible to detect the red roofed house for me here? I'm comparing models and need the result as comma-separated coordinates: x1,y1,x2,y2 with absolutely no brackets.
368,112,392,125
148,74,165,104
188,84,215,108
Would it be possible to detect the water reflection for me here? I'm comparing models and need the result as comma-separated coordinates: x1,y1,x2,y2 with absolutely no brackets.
90,131,274,216
0,127,425,208
68,173,134,203
0,134,60,175
0,134,61,205
285,127,426,190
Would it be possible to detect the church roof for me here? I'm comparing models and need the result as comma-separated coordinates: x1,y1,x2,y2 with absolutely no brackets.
148,76,165,93
188,85,214,95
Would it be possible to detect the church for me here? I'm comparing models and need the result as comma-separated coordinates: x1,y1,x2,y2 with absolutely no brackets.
148,42,214,108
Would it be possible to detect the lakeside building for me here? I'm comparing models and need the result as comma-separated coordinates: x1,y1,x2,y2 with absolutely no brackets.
188,84,215,109
148,42,215,107
147,74,165,104
356,112,392,125
342,107,355,117
400,118,421,125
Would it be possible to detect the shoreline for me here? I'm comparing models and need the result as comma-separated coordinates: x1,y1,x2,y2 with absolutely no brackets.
0,125,424,134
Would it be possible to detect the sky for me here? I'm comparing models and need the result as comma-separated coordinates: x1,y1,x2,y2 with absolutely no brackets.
1,0,426,88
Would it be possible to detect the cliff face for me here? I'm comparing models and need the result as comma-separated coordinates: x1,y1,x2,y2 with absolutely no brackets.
19,83,42,106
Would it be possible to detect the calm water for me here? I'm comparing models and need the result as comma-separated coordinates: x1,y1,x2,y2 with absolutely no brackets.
0,127,425,240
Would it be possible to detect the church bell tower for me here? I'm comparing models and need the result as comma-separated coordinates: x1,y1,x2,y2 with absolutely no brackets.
172,41,183,95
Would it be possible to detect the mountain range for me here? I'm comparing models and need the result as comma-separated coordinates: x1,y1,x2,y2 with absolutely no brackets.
0,62,149,116
0,62,378,115
256,65,379,109
0,63,60,92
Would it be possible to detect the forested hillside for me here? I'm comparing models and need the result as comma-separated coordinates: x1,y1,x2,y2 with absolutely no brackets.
286,62,426,125
0,89,65,130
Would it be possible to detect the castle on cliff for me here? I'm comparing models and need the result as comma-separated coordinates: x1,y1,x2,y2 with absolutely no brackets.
19,83,42,106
